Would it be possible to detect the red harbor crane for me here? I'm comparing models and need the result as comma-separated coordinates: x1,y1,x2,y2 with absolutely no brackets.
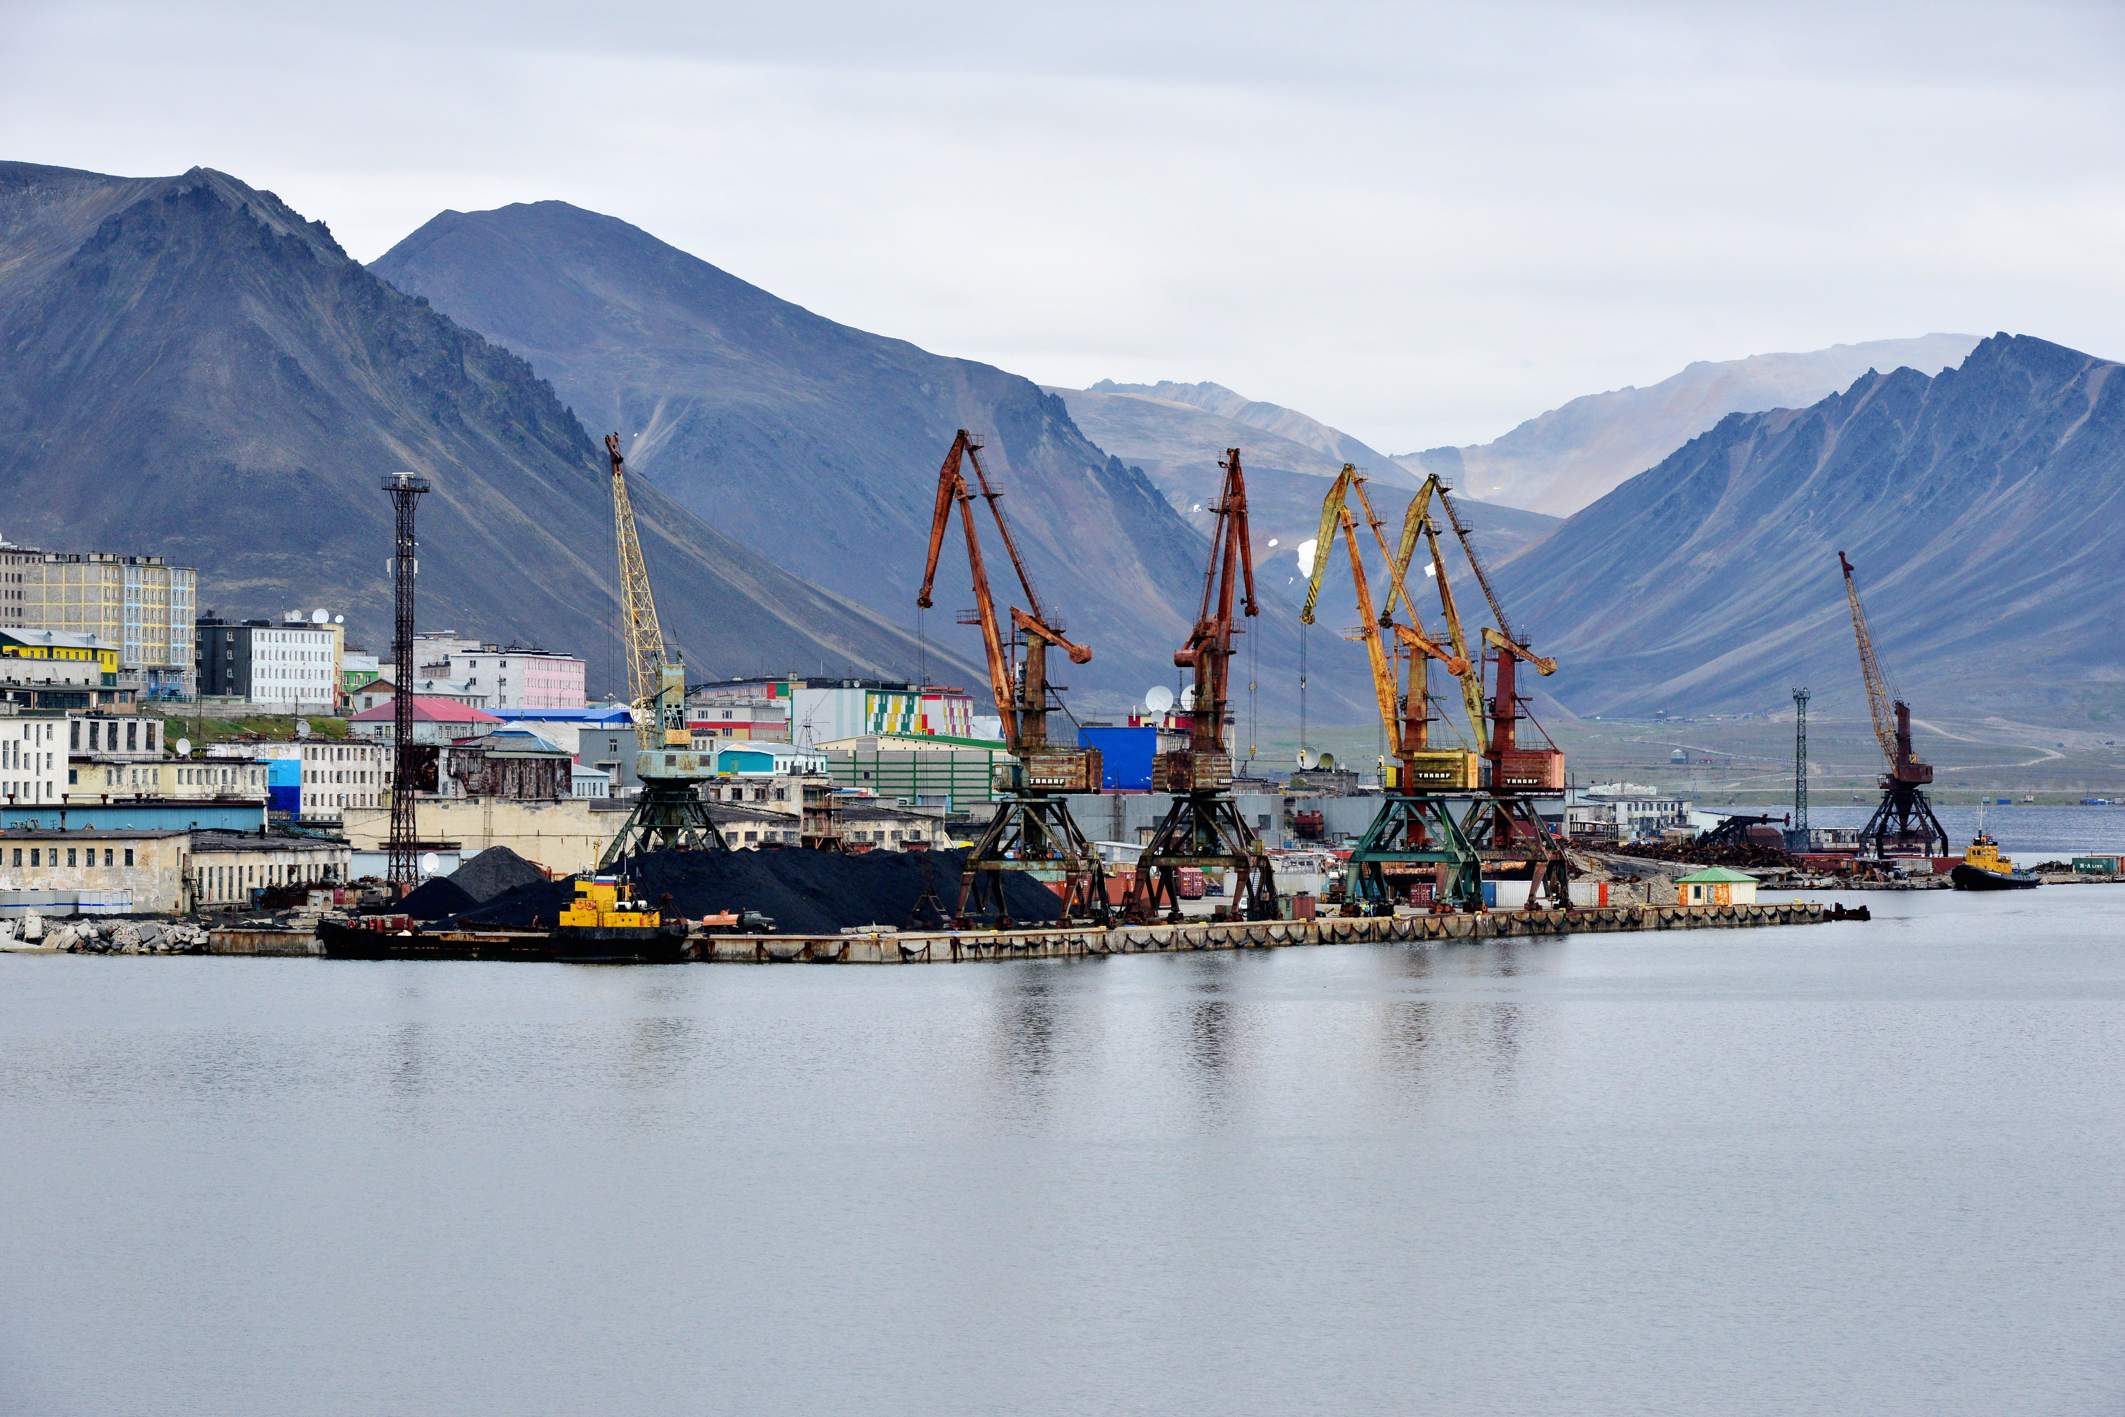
918,430,1108,924
1126,449,1278,922
1838,551,1948,858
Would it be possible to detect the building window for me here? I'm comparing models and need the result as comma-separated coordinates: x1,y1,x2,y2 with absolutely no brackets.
65,848,76,866
124,848,133,866
29,849,38,867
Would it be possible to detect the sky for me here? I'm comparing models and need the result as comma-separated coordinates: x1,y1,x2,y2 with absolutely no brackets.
6,0,2124,449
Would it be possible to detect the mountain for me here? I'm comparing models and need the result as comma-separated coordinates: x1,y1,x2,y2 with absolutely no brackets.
0,162,948,691
372,202,1362,717
1491,334,2125,725
1074,379,1407,474
1050,380,1561,605
1400,334,1982,516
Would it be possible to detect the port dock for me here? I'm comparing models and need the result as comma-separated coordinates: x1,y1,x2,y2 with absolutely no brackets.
700,899,1836,965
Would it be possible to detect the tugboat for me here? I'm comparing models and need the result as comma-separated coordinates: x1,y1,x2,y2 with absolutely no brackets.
1951,831,2042,891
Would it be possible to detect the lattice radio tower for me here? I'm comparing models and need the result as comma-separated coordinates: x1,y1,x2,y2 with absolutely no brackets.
1791,685,1810,837
384,471,430,890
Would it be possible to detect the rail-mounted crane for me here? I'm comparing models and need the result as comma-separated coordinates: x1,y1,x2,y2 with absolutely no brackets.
1838,550,1948,857
1388,476,1570,908
599,432,726,869
918,430,1108,924
1301,465,1484,913
1126,449,1278,922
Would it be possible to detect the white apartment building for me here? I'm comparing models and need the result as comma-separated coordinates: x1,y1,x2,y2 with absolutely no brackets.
196,616,337,708
429,647,586,710
68,712,165,759
207,738,391,820
0,712,67,805
0,545,197,699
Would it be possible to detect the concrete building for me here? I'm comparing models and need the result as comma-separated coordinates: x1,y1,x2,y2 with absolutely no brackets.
67,755,268,806
837,800,947,850
704,800,803,848
195,616,338,708
0,711,66,806
205,739,390,821
484,705,634,760
571,764,611,799
343,797,609,876
428,646,586,710
1565,783,1694,845
0,547,196,699
190,830,352,909
68,712,164,759
713,742,827,776
438,730,572,800
340,651,382,698
0,628,126,709
347,676,490,714
0,827,192,913
686,693,789,743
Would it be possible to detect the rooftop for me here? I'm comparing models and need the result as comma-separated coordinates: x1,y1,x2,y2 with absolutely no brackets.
1676,867,1760,884
350,696,503,725
192,830,349,854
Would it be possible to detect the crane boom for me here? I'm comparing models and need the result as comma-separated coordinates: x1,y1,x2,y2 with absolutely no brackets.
1839,550,1900,766
606,434,686,752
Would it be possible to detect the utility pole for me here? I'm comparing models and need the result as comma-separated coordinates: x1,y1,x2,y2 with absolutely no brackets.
1792,685,1810,840
384,471,429,891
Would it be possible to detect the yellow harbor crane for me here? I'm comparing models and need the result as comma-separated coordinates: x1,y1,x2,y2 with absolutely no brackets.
598,432,725,869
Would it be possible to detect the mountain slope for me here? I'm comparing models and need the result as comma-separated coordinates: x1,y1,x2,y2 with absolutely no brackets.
1491,334,2125,724
0,162,949,689
1051,380,1560,606
372,202,1359,716
1401,334,1982,516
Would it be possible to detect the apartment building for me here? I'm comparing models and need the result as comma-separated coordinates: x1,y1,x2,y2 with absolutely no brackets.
0,547,197,699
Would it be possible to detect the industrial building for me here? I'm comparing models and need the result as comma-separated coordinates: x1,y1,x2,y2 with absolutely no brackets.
691,676,977,748
820,732,1011,809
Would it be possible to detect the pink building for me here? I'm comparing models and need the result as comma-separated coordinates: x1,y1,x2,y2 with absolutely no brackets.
426,647,587,710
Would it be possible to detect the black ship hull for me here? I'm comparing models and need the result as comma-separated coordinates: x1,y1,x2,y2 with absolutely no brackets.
1950,863,2041,891
317,919,694,963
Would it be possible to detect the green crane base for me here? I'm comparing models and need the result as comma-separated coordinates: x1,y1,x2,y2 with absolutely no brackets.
599,779,729,871
1348,795,1484,914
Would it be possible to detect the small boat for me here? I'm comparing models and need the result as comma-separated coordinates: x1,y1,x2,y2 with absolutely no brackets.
1950,831,2041,891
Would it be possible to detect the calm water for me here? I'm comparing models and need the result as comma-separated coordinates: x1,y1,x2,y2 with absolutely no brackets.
5,888,2125,1416
1805,802,2125,857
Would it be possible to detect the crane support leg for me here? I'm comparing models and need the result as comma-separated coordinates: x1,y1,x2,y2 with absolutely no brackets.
957,793,1109,927
1458,794,1572,910
598,781,728,872
1861,781,1948,859
1347,795,1483,915
1126,793,1279,923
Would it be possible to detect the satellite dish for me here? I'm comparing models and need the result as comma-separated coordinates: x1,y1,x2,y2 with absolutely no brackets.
1317,751,1338,771
173,737,191,758
419,852,440,877
311,608,329,625
295,719,311,739
1145,685,1175,714
1296,747,1318,770
1179,686,1197,711
1266,537,1279,548
333,615,344,625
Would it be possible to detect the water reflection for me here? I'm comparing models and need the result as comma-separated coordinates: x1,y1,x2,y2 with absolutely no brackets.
1368,938,1563,1104
984,967,1069,1122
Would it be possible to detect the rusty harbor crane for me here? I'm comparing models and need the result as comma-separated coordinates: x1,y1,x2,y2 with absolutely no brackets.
918,430,1109,924
1360,473,1572,908
1838,550,1948,858
1301,465,1485,913
598,432,726,869
1126,449,1278,922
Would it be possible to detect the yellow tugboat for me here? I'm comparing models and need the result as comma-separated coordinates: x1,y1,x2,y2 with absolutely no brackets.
1951,831,2041,891
552,878,693,960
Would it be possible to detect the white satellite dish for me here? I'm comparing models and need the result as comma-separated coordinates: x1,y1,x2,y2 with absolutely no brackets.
333,614,344,625
295,719,311,740
1145,685,1175,714
174,737,192,758
311,608,330,625
419,852,440,877
1266,537,1279,548
1296,747,1318,770
1179,686,1197,711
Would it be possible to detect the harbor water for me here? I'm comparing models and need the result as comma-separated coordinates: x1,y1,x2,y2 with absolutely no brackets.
4,884,2123,1414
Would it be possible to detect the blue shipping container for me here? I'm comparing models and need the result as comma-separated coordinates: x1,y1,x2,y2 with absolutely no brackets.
1077,726,1156,792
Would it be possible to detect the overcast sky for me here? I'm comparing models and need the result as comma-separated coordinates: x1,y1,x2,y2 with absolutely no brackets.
7,0,2123,447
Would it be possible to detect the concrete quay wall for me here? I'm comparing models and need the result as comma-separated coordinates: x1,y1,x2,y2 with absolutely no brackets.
703,899,1831,965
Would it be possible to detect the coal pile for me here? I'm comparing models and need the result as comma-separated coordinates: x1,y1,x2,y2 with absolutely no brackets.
398,875,477,921
448,845,547,903
448,847,1064,934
